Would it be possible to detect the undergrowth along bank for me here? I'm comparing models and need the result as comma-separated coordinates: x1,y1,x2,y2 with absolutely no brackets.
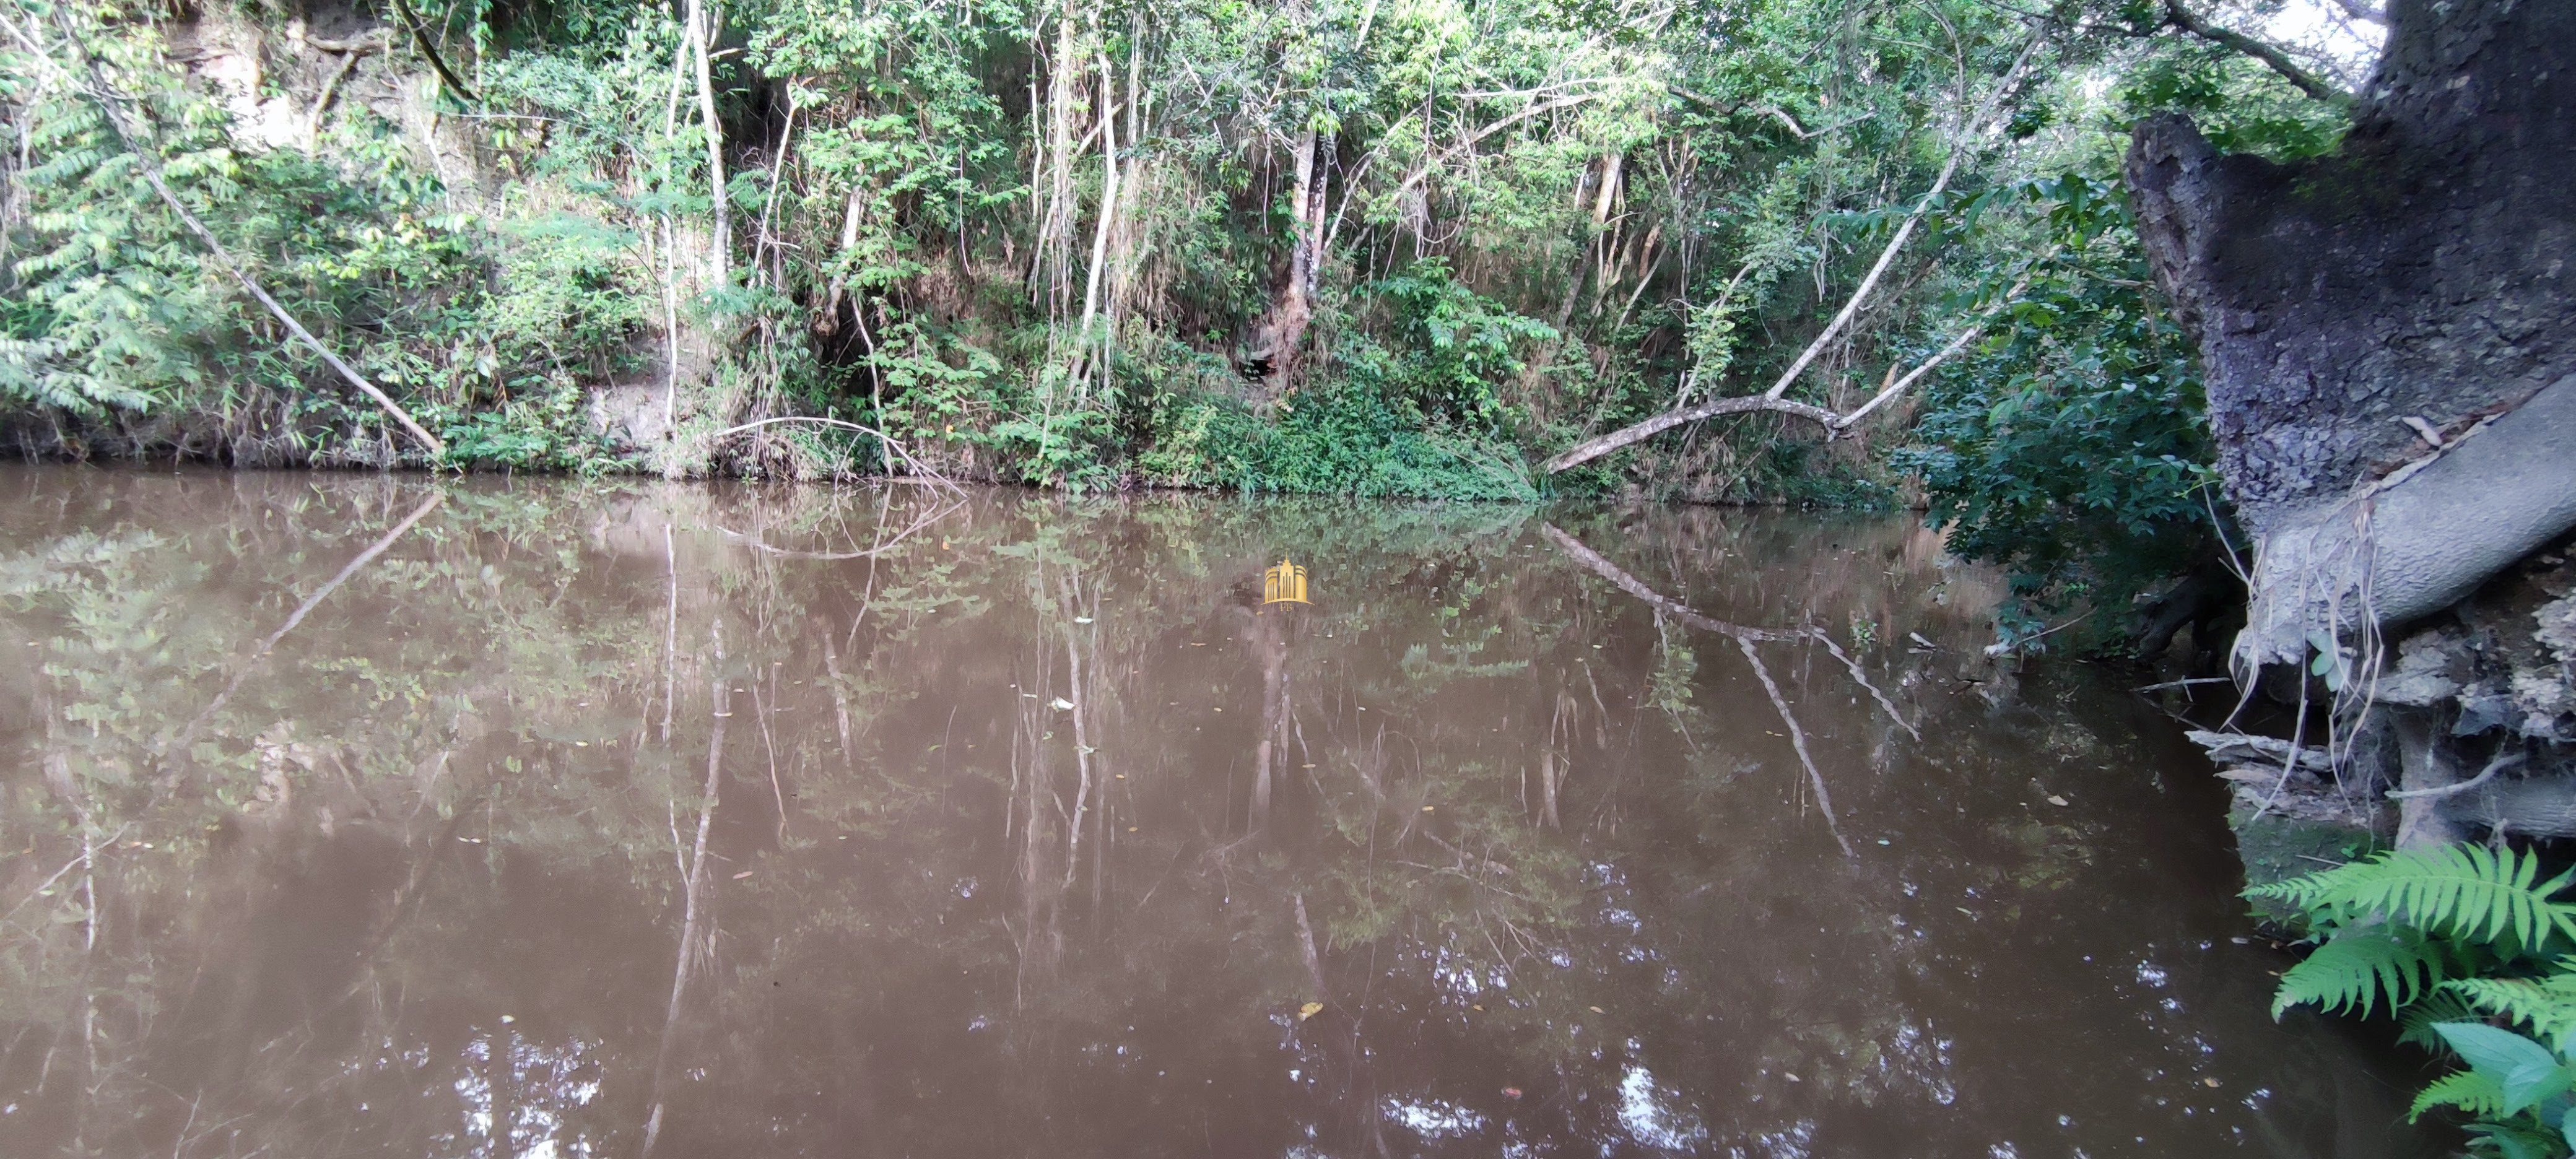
0,0,2362,641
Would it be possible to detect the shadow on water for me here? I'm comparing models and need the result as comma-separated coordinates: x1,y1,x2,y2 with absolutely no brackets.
0,466,2441,1157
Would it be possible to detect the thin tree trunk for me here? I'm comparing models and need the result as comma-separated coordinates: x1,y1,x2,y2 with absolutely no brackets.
1071,53,1120,406
686,0,729,283
819,189,863,334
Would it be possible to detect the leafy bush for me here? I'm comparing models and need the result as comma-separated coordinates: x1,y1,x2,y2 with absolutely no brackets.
1895,173,2227,647
1363,258,1557,433
2256,845,2576,1157
1178,381,1535,501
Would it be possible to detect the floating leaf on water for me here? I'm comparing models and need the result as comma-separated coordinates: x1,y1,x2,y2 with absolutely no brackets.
2047,795,2069,806
1588,1006,1604,1014
1074,617,1093,624
1297,1002,1324,1021
1050,697,1075,710
732,870,754,879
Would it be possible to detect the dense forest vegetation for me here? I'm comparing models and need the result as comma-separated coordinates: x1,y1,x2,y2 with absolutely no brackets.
0,0,2372,638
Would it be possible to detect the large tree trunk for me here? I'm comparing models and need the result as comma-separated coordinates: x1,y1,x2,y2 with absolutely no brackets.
2124,0,2576,666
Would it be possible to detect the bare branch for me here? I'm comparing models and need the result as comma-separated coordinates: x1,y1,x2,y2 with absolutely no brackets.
2160,0,2354,107
1830,263,2040,430
1757,150,1963,403
2385,752,2525,801
1543,394,1840,474
388,0,478,101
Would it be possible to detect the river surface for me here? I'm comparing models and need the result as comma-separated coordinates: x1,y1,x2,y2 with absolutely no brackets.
0,467,2434,1158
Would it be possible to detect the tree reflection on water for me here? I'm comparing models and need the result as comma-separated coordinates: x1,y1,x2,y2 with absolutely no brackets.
0,468,2433,1158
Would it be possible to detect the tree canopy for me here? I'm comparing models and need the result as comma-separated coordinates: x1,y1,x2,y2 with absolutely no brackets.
0,0,2372,639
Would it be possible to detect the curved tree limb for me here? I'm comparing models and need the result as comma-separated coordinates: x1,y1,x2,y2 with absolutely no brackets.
1545,41,2047,475
1757,149,1963,403
1546,246,2036,473
1543,395,1839,474
1829,263,2040,430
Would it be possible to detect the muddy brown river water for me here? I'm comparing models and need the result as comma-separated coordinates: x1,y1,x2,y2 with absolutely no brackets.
0,467,2435,1157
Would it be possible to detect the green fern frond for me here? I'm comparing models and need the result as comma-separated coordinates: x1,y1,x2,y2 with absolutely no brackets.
2410,1068,2507,1121
2461,1122,2572,1159
2448,963,2576,1054
2273,929,2448,1019
2248,846,2576,952
2400,988,2484,1052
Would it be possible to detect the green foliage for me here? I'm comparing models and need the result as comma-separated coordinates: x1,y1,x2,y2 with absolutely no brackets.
2258,844,2576,1157
2249,845,2576,956
2400,986,2484,1051
2270,928,2450,1019
1176,380,1538,501
2414,1068,2509,1121
2453,968,2576,1055
0,0,2361,645
1364,258,1557,432
2110,40,2349,162
0,26,223,414
1895,173,2224,647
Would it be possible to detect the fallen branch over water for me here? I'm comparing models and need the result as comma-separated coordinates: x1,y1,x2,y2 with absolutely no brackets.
1544,266,2035,474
